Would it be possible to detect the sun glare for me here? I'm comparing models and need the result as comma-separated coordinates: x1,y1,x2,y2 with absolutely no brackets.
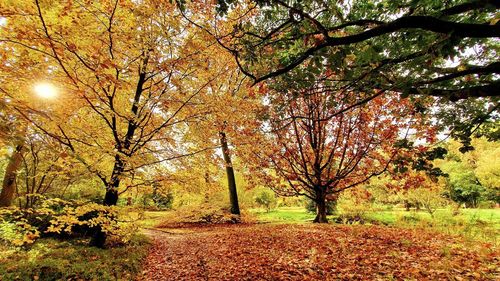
34,82,58,99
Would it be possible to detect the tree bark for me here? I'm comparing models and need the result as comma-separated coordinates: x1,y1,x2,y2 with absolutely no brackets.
0,142,25,207
103,187,119,206
219,131,240,215
313,190,328,223
103,156,122,206
204,171,210,202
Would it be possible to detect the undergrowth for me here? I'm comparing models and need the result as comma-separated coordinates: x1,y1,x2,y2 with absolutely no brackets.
0,234,150,281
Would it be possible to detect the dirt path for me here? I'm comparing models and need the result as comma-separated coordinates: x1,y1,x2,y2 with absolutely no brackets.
138,224,498,280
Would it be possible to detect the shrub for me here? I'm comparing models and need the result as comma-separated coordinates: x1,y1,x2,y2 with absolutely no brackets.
172,192,205,209
405,188,448,217
0,220,37,247
141,191,174,210
276,196,304,208
477,201,497,209
0,198,136,247
254,190,278,212
335,192,372,224
0,234,150,280
178,203,241,224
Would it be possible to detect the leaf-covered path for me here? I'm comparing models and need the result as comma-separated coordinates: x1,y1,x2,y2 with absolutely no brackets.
138,224,498,280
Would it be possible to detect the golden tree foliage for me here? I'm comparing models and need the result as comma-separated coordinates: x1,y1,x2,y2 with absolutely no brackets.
0,0,240,204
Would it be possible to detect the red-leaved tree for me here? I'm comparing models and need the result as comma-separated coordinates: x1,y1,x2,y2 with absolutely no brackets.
258,82,436,222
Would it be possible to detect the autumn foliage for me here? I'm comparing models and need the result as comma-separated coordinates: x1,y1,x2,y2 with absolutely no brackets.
254,80,437,222
0,0,498,279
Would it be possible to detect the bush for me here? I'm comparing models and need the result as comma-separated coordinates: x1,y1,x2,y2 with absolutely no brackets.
254,190,277,212
172,192,205,209
176,203,241,224
0,234,149,280
477,201,497,209
141,191,174,210
276,196,305,208
0,221,32,247
335,192,372,224
0,198,137,247
405,188,448,217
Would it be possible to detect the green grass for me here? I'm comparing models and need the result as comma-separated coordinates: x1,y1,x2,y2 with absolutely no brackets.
460,208,500,226
0,235,150,281
251,207,316,223
363,208,500,229
117,208,175,229
251,206,500,244
137,210,175,228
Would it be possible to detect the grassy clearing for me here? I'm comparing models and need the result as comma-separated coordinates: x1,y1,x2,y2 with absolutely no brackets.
365,208,500,227
0,234,150,281
133,210,176,229
4,206,493,280
362,208,500,244
250,207,315,223
251,207,500,245
134,207,500,245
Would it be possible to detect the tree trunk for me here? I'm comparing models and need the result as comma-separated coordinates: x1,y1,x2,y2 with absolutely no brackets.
91,157,122,248
219,131,240,215
99,65,146,207
94,54,149,248
103,187,119,206
91,184,118,248
103,155,123,206
404,200,411,211
313,190,328,223
204,171,210,203
0,142,25,207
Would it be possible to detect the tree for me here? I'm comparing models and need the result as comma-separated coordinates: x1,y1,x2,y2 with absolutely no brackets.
0,116,26,207
404,181,448,217
215,0,498,97
0,46,34,206
255,77,436,222
436,137,500,206
0,0,219,209
1,0,232,247
0,136,25,207
168,17,265,215
196,0,499,148
16,131,85,208
445,162,484,208
254,189,277,212
460,137,500,200
219,130,240,215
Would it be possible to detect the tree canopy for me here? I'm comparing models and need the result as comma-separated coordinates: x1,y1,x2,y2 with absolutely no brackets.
0,0,498,230
205,0,499,148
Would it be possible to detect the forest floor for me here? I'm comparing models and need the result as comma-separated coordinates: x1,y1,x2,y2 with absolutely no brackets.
138,223,499,280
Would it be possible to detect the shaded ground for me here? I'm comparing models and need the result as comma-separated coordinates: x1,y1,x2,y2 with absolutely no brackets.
139,224,498,280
